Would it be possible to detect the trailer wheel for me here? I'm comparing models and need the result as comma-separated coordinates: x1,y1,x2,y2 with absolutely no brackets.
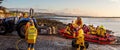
85,42,89,48
80,46,84,50
72,39,89,49
72,39,79,48
79,42,89,50
0,25,6,35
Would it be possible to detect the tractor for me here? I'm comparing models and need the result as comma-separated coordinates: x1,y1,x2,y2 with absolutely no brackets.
0,8,38,38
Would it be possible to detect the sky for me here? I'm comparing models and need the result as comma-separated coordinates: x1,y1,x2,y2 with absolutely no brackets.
1,0,120,17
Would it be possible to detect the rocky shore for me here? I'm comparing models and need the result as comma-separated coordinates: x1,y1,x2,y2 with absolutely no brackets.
36,18,66,29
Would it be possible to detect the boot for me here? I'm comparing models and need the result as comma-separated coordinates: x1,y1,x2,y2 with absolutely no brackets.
31,48,35,50
27,47,30,50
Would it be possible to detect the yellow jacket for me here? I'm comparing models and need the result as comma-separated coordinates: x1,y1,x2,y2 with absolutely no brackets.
76,29,85,46
96,28,101,35
89,26,96,35
100,28,106,37
76,29,84,38
65,26,71,35
25,22,38,44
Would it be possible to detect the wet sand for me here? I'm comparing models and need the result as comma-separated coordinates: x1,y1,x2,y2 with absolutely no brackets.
0,33,120,50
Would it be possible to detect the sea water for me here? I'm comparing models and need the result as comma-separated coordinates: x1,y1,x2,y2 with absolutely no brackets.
40,16,120,36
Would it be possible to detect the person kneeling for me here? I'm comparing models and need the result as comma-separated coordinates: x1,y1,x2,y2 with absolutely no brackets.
65,23,75,36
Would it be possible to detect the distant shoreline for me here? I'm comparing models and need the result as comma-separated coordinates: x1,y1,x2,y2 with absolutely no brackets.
81,17,120,18
37,16,120,18
58,16,120,18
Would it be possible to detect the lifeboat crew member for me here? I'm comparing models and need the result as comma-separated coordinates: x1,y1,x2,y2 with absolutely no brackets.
25,19,38,50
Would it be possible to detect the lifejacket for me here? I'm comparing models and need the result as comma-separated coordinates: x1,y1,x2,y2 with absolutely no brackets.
65,26,71,35
76,35,85,46
25,23,37,43
89,26,96,35
96,28,101,36
65,24,76,35
100,28,106,37
76,29,84,38
98,25,106,37
99,25,105,30
76,29,85,46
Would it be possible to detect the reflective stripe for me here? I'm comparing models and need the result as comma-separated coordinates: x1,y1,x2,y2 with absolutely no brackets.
27,26,37,40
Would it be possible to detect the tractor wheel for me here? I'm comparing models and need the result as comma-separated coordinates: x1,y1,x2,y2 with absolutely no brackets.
17,22,27,39
0,25,6,35
72,39,79,48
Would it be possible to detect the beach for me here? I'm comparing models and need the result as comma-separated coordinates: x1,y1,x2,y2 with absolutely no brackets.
0,33,120,50
1,0,120,50
0,17,120,50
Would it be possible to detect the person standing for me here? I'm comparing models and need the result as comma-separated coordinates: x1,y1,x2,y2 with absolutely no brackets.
72,17,86,50
25,20,38,50
72,17,84,37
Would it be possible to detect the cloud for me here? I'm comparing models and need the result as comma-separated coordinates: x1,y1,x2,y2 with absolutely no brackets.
109,0,119,2
53,8,99,16
108,0,120,2
94,0,120,2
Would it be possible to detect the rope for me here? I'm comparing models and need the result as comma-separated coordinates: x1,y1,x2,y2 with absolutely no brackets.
15,39,24,50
